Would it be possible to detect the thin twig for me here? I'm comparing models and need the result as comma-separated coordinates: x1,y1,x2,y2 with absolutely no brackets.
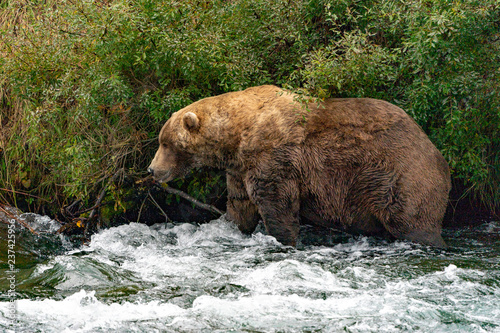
0,187,49,202
73,201,109,216
63,199,82,218
136,193,148,223
0,205,39,235
84,169,123,236
162,186,225,216
148,192,170,222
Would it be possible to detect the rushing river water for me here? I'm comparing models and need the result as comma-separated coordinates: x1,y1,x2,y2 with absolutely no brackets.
1,211,499,332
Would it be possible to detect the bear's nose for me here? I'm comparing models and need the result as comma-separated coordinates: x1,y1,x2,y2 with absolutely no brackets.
147,167,154,176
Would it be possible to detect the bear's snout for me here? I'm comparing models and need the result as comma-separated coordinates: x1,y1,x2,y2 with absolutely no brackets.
147,165,172,183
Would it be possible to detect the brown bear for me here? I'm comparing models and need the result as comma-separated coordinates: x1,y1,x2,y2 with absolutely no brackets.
148,85,451,248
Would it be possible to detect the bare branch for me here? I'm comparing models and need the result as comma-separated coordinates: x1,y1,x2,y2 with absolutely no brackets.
162,186,225,216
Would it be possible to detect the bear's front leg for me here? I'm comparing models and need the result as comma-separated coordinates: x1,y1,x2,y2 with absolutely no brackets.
246,173,301,246
226,172,261,234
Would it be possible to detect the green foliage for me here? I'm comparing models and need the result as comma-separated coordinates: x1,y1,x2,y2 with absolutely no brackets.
0,0,314,212
295,31,398,99
0,0,499,214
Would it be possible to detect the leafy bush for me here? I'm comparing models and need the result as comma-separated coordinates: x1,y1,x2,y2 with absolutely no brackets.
0,0,315,213
1,0,498,217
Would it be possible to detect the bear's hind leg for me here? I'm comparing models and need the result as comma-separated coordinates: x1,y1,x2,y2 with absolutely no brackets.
403,229,447,248
226,173,261,234
382,213,447,248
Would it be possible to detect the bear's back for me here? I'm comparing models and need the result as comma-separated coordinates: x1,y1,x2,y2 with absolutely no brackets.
225,86,431,161
234,86,412,143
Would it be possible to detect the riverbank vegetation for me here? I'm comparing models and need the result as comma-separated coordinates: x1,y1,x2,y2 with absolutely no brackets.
1,0,499,230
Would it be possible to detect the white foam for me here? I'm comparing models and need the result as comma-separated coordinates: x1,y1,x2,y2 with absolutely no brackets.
2,219,499,332
19,213,62,234
236,259,347,296
9,290,186,332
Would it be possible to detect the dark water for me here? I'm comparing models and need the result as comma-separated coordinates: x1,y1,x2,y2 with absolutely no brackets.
1,212,499,332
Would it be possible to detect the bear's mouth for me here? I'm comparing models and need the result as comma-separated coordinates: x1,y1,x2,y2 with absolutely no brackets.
152,170,173,184
152,163,195,184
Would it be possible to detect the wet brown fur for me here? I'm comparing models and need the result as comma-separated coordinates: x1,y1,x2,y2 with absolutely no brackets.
148,85,451,247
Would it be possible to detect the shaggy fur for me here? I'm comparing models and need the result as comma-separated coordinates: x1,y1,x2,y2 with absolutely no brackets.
148,85,451,247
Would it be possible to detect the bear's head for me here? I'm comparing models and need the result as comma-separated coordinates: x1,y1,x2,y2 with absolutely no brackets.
148,110,204,183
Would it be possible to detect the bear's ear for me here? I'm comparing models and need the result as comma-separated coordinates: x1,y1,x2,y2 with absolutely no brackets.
183,112,200,132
